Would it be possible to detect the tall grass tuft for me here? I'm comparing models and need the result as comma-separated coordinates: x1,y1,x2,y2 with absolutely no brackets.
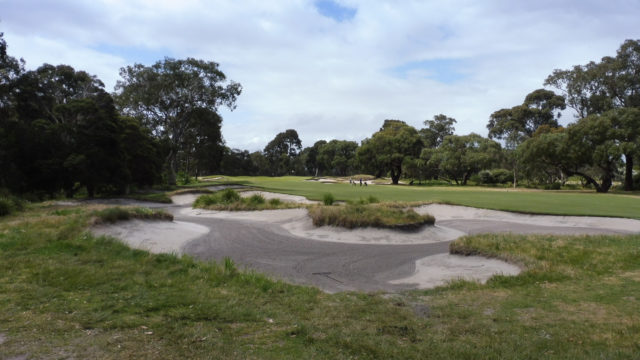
323,193,335,206
92,207,173,224
308,203,435,230
193,190,301,211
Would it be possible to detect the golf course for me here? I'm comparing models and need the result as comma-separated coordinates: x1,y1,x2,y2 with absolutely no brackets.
1,177,639,359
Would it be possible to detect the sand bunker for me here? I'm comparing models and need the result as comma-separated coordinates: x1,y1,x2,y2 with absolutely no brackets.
416,204,640,233
390,253,521,288
180,207,464,244
92,219,209,254
239,191,318,204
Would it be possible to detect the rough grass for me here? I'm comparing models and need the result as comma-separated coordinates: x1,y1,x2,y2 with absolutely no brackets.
91,206,173,224
1,204,640,358
193,189,301,211
308,203,435,230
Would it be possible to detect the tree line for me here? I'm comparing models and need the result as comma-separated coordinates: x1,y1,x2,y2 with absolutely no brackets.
1,33,638,197
220,40,640,193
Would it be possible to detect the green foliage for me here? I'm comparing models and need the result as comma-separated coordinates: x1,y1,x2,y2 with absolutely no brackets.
357,120,423,184
322,193,335,205
430,133,502,185
308,203,435,230
115,57,241,185
420,114,456,148
263,129,303,176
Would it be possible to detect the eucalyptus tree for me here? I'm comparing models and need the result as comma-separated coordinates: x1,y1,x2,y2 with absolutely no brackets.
487,89,566,187
545,39,640,190
356,120,423,184
115,58,242,184
420,114,456,148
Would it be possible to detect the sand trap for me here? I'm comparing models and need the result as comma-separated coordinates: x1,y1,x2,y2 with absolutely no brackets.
239,191,318,204
92,219,209,254
390,253,521,288
416,204,640,233
180,207,465,244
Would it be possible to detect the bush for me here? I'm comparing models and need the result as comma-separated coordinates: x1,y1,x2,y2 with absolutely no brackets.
323,193,335,206
491,169,512,184
478,170,494,184
544,182,562,190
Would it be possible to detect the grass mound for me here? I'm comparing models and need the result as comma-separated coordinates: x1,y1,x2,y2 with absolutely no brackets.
308,203,435,230
193,189,300,211
91,206,173,224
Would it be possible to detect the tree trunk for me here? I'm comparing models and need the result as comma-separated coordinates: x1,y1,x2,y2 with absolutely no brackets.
390,166,401,185
624,153,634,191
166,150,177,185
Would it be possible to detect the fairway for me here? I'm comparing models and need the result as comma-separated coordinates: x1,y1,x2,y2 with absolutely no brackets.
209,176,640,219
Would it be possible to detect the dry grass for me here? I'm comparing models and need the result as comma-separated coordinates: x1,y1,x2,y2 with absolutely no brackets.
308,203,435,230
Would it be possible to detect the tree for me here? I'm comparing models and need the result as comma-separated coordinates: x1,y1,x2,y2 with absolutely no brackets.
431,134,502,185
115,58,241,185
263,129,302,176
420,114,456,148
303,140,327,176
317,140,358,176
545,40,640,190
356,120,423,184
488,89,566,187
181,108,225,178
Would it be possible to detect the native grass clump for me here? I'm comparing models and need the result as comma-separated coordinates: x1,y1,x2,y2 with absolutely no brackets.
193,189,300,211
309,195,434,230
91,206,173,224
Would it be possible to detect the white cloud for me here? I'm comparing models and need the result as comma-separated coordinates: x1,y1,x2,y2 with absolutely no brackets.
2,0,639,151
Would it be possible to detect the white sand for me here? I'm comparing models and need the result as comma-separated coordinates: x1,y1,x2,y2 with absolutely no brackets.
390,253,521,288
92,220,209,254
239,191,318,204
416,204,640,233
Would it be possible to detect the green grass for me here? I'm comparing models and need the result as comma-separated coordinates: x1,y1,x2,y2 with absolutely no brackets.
309,203,435,230
1,204,639,358
206,176,640,219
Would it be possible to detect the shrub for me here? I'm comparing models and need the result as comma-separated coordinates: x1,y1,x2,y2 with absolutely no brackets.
478,170,494,184
323,193,335,205
0,195,25,217
544,182,562,190
491,169,512,184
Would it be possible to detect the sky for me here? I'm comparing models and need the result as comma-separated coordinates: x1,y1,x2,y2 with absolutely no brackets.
2,0,640,151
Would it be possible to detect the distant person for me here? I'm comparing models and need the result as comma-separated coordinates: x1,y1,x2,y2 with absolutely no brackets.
359,178,363,186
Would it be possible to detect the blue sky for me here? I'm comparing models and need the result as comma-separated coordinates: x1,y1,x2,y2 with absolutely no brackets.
1,0,639,151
